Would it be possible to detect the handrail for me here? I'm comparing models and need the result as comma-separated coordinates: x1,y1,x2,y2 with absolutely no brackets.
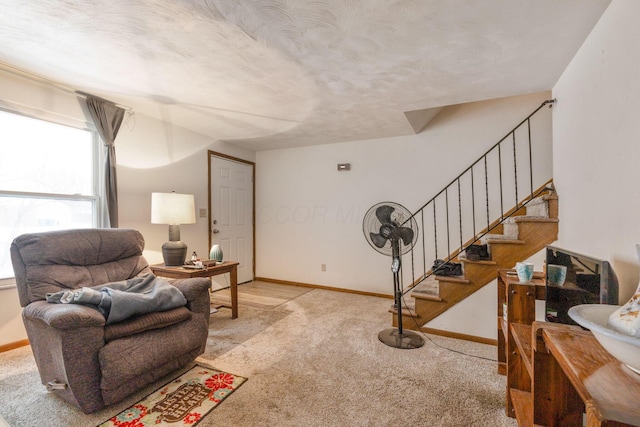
411,99,555,216
402,99,555,294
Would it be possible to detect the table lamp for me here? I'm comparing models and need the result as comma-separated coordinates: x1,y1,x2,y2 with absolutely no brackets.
151,192,196,266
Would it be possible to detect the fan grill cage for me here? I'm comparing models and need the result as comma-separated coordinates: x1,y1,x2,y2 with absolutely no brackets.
363,202,418,257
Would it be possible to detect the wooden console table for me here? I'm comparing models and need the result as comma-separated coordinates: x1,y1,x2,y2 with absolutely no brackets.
537,324,640,426
498,269,640,426
150,261,239,319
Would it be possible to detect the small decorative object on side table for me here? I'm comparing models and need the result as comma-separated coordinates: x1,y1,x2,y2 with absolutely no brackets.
150,261,239,319
209,244,223,262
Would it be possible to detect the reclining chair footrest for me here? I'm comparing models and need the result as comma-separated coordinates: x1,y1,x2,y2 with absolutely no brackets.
46,380,68,391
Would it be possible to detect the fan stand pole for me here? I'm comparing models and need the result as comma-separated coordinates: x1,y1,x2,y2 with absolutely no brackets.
378,244,425,350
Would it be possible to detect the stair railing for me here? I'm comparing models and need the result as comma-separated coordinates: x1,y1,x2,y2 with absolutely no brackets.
402,99,555,293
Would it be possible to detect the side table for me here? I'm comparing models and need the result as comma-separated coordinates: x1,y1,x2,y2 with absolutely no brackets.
150,261,239,319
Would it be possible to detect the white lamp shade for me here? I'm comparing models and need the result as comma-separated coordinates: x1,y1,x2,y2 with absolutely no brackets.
151,192,196,225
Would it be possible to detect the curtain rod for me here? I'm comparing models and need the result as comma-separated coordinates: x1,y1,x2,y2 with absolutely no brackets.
0,62,133,112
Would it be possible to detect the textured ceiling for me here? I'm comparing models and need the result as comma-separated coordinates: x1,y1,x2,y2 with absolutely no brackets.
0,0,610,151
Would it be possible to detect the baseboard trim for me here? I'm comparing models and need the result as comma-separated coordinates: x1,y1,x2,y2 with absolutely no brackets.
254,278,494,345
419,327,497,346
0,339,29,353
254,277,393,300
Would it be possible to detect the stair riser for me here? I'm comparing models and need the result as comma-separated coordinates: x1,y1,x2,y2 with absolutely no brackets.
488,244,532,269
460,263,501,285
525,203,548,217
516,222,558,254
488,235,554,268
405,281,487,328
503,223,519,238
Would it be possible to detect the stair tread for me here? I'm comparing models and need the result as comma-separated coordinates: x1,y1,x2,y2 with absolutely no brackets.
526,197,547,206
483,238,526,245
525,193,557,205
513,216,559,223
460,258,497,265
411,284,438,294
481,231,518,244
504,215,557,224
410,277,442,301
435,275,470,284
389,300,421,317
413,293,444,302
482,233,515,240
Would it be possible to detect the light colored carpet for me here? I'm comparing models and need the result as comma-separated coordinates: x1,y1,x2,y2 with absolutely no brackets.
0,289,516,427
210,280,313,310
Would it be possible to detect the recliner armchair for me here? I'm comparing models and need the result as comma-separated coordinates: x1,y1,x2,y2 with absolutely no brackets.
10,228,211,413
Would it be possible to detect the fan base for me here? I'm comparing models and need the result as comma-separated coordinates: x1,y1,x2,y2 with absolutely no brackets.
378,328,425,349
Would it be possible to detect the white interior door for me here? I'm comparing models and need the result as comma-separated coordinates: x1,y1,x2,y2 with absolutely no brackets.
209,154,254,287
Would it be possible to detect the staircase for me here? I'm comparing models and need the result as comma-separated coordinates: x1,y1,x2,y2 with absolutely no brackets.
393,188,558,331
388,99,557,334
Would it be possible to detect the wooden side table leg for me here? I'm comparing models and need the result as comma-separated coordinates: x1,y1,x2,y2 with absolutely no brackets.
534,326,585,426
230,266,238,319
534,349,582,426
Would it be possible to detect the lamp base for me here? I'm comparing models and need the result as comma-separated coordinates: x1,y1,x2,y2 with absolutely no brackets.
162,240,188,266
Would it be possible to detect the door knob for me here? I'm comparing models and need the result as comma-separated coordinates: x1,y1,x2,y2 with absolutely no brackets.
212,229,220,234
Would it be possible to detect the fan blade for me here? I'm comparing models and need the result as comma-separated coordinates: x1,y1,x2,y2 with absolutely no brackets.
396,226,414,246
375,205,394,224
370,232,388,248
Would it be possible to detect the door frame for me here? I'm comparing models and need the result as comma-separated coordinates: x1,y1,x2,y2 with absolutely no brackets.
207,150,256,279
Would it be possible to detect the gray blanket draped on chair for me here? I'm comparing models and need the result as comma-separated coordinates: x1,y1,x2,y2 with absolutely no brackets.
46,273,187,324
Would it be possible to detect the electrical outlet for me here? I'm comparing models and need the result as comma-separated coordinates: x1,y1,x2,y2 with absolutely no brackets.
321,264,326,272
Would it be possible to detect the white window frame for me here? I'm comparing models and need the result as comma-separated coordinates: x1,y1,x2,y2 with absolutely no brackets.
0,107,104,285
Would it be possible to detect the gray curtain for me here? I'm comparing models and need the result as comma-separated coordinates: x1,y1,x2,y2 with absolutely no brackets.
85,96,125,228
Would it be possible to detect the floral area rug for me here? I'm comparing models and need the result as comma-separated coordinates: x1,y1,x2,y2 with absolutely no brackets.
98,365,246,427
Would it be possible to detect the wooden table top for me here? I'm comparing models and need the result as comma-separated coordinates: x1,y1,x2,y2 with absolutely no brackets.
543,327,640,426
499,269,546,299
150,261,239,278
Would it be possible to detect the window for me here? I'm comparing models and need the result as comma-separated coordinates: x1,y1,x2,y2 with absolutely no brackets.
0,109,101,280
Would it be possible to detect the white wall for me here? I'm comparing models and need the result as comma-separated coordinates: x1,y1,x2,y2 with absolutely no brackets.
116,116,254,265
256,91,553,339
552,0,640,303
0,69,254,346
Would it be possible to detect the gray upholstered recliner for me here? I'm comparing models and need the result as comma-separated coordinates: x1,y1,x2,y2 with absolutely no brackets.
10,228,211,413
